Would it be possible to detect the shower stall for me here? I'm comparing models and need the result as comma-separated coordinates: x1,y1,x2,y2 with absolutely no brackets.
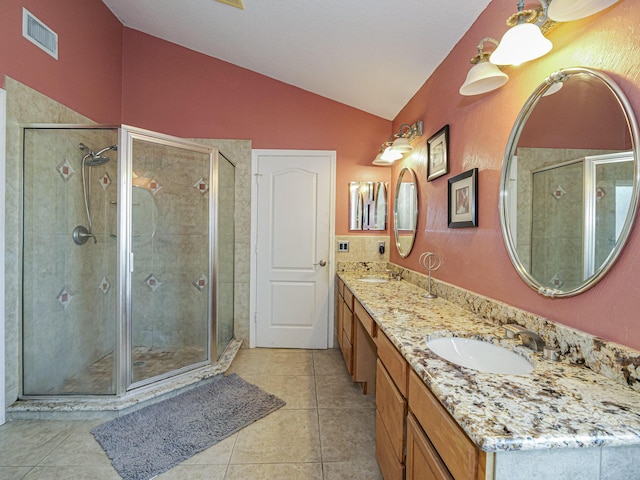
21,125,235,396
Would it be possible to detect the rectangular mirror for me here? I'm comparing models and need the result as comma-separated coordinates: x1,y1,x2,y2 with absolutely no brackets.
349,181,387,230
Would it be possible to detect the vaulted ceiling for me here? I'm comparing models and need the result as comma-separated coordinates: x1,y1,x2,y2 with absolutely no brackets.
102,0,492,120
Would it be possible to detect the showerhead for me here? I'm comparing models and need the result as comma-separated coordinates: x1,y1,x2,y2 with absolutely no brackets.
85,154,110,167
80,144,117,167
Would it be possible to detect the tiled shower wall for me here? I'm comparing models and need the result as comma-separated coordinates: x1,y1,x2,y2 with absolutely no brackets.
335,235,390,264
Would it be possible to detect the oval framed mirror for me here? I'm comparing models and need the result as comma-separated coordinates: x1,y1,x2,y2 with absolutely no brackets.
394,167,419,257
499,67,640,297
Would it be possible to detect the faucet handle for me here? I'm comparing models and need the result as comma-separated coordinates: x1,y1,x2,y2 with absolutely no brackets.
503,323,525,339
503,324,546,352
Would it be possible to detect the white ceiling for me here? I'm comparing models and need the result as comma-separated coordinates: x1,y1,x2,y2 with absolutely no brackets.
101,0,492,120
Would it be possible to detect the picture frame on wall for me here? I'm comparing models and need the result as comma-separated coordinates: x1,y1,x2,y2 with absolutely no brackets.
426,124,449,181
448,168,478,228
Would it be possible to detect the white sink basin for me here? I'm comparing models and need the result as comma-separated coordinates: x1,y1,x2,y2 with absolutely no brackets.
425,337,534,375
357,277,389,283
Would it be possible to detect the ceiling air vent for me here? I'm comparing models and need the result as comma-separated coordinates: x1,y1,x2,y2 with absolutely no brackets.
22,8,58,59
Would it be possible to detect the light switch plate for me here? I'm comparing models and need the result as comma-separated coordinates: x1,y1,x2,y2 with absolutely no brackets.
338,241,349,252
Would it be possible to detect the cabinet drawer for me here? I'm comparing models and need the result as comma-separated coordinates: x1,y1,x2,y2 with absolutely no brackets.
341,331,353,375
354,300,376,338
376,409,405,480
406,413,453,480
376,330,408,397
376,360,406,462
344,286,354,311
337,278,344,298
409,371,477,480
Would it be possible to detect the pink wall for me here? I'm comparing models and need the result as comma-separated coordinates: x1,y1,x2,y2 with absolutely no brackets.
4,0,640,350
120,29,391,236
391,0,640,349
0,0,123,123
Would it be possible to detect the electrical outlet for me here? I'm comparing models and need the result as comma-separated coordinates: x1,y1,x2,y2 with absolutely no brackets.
338,241,349,252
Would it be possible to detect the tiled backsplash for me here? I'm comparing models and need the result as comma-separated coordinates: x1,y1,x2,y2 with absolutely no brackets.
338,261,640,392
335,235,390,263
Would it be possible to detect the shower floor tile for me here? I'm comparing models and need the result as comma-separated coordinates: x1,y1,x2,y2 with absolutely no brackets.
51,346,207,395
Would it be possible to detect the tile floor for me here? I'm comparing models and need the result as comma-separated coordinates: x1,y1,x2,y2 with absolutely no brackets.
0,348,383,479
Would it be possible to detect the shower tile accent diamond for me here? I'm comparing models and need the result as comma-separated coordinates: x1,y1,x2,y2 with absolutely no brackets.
56,159,75,181
147,179,162,195
99,172,112,190
193,177,209,194
551,185,566,200
145,273,162,291
57,287,73,310
192,274,208,291
99,276,111,294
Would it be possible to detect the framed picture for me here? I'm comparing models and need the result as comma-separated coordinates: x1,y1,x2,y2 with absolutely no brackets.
448,168,478,228
427,125,449,181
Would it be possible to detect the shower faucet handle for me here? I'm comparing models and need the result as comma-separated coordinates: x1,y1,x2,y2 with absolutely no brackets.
72,225,97,245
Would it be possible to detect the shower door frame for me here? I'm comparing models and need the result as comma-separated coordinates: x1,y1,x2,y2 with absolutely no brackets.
117,125,218,394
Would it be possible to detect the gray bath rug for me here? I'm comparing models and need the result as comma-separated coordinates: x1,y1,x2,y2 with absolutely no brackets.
91,373,285,480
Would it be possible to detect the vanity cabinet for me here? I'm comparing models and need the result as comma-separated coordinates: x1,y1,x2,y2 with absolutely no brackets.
375,331,409,480
407,370,487,480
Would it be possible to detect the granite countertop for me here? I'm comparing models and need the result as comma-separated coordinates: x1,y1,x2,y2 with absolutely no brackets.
339,272,640,453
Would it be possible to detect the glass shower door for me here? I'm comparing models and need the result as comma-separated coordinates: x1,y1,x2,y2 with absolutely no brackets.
124,129,215,388
215,154,235,359
22,126,119,396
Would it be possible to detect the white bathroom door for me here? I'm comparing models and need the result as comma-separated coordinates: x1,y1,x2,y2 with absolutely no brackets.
252,150,335,348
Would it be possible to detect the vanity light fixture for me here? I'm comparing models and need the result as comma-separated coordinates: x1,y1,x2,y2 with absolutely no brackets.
547,0,621,22
380,146,404,162
490,0,552,66
372,120,424,166
460,38,509,96
390,121,424,153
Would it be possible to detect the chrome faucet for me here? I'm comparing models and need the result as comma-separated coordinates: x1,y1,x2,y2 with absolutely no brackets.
503,324,546,352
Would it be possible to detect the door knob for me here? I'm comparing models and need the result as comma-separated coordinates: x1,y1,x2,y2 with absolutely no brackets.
314,260,327,267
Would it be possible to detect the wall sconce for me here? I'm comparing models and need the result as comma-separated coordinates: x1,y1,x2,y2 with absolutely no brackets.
490,0,552,66
460,0,623,96
547,0,621,22
372,121,423,166
460,38,509,96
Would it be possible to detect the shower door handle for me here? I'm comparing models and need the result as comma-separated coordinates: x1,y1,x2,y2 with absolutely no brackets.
313,260,327,267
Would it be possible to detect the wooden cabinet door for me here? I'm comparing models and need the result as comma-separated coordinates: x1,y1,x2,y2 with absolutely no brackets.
337,291,344,349
376,410,405,480
376,360,406,461
406,413,453,480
